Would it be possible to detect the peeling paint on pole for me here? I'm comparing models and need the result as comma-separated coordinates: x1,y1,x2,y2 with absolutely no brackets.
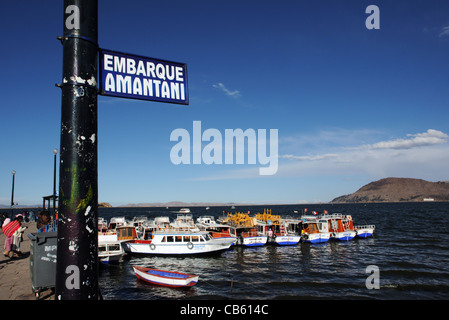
56,0,99,300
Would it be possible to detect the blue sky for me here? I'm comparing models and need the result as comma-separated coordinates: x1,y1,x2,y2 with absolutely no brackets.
1,0,449,206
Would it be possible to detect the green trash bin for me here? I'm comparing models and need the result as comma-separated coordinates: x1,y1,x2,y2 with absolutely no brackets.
28,232,57,299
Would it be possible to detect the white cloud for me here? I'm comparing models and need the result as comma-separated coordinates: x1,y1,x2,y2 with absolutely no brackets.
280,153,339,161
212,82,241,98
185,129,449,183
355,129,449,150
439,25,449,38
279,129,449,181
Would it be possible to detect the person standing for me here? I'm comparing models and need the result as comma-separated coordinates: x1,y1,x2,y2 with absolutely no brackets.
3,215,23,258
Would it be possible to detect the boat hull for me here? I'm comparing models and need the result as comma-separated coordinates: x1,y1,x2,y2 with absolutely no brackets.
356,229,374,238
238,235,268,246
99,252,123,265
123,238,234,255
302,232,330,244
133,266,198,287
274,235,301,245
355,225,375,238
331,231,357,241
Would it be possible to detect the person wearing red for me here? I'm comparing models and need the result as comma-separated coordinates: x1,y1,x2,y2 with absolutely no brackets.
3,215,23,258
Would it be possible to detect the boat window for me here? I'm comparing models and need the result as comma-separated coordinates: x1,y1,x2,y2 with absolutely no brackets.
204,233,212,241
191,236,199,242
175,236,183,242
167,236,174,242
109,244,120,251
98,246,106,252
183,236,190,242
127,228,133,237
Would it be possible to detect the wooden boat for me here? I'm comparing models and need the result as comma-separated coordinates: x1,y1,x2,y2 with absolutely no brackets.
133,266,198,287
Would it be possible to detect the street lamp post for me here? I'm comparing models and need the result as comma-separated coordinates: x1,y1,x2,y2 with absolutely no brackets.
11,170,16,215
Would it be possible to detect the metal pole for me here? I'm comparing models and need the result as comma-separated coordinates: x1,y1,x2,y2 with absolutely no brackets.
56,0,99,300
10,170,16,215
53,148,58,216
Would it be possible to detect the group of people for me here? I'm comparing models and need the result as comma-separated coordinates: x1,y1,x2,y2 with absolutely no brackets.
1,210,54,258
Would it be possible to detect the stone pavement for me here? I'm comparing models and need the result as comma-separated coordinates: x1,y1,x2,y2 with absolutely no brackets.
0,222,54,300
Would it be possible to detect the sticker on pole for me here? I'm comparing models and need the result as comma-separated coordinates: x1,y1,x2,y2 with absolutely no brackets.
99,49,188,105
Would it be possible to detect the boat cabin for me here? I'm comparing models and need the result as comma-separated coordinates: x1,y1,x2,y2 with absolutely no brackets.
116,226,137,241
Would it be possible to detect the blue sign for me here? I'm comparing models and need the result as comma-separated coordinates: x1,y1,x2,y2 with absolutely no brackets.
99,49,188,105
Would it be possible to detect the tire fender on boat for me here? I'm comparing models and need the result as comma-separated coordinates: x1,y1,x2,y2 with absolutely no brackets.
150,243,156,250
187,242,194,249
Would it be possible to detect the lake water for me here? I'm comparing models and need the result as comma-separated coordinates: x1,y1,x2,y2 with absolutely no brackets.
96,202,449,301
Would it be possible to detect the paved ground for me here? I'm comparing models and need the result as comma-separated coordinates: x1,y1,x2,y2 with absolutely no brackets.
0,222,54,300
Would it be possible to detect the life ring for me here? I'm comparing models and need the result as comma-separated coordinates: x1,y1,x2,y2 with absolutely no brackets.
187,242,194,249
150,243,156,250
346,215,352,221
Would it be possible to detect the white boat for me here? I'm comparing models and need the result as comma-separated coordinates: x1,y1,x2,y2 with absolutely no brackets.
172,213,199,231
255,210,300,245
122,230,235,255
355,225,375,238
108,217,128,230
320,214,357,241
234,229,268,246
300,216,330,243
98,232,125,264
179,208,191,213
221,212,267,247
196,216,237,245
133,266,198,287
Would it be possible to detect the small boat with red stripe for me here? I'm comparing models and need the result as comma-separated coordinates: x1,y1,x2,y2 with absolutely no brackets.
133,266,199,287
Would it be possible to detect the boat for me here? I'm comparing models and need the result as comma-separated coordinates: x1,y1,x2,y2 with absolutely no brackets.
179,208,191,213
300,215,330,243
98,232,125,264
221,212,267,246
122,230,235,255
108,217,128,230
321,214,357,241
255,209,300,245
354,224,375,238
133,266,198,287
196,216,237,245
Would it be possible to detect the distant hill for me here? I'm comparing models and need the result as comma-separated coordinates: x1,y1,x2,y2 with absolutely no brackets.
119,201,238,208
331,178,449,203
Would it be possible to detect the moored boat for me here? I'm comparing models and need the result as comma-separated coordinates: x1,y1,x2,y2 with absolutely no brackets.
355,224,375,238
133,266,198,287
300,216,330,243
122,230,235,255
221,212,268,247
196,216,237,245
98,232,125,264
321,214,357,241
255,209,300,245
